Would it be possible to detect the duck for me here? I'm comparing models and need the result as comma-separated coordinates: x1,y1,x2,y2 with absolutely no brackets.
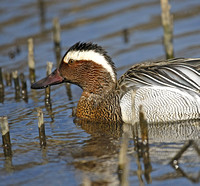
31,42,200,124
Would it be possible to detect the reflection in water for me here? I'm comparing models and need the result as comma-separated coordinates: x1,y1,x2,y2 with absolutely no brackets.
72,119,122,185
127,120,200,184
170,140,200,183
0,111,199,185
72,119,200,185
4,157,14,174
117,125,129,186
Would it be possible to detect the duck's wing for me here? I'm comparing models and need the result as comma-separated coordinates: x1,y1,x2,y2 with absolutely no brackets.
118,58,200,96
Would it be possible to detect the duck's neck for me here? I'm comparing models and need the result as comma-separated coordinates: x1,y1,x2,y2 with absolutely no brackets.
76,89,122,123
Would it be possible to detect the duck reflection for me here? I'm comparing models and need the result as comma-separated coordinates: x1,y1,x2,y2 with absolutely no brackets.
72,118,200,185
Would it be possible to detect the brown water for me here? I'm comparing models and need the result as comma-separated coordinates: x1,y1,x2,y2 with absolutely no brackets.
0,0,200,185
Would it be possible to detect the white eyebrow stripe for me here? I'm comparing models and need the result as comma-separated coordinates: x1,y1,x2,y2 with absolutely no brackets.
63,50,116,82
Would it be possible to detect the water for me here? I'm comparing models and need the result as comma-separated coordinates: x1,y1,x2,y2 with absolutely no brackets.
0,0,200,185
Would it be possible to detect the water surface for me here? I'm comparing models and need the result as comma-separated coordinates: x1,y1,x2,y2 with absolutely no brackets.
0,0,200,185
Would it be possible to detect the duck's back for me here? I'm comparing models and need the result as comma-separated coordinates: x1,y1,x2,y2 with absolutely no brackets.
118,58,200,123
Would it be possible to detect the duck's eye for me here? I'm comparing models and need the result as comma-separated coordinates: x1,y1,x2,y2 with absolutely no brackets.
68,59,74,64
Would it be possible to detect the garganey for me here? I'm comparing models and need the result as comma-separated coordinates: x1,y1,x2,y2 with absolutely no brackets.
31,42,200,123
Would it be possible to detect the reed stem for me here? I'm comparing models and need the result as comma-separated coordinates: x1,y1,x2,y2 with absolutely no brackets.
20,73,28,102
5,72,12,86
12,71,21,100
161,0,174,59
0,67,4,90
0,116,12,157
45,62,53,104
53,17,61,66
37,108,46,147
0,68,4,103
28,38,36,83
123,28,129,43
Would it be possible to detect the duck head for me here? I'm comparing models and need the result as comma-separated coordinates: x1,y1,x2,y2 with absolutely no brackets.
31,42,117,95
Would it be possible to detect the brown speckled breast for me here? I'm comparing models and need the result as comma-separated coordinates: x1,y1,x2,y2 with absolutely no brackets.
76,91,123,123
